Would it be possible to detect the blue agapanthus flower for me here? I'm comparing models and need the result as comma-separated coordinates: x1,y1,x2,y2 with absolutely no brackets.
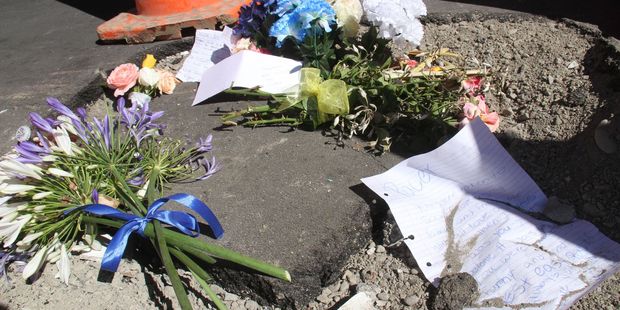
234,0,278,37
269,0,336,47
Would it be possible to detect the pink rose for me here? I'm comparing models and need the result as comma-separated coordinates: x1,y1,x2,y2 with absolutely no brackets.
107,63,139,97
156,70,179,95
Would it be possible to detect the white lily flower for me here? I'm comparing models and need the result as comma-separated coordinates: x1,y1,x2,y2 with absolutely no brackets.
0,206,16,218
0,196,12,206
47,249,61,263
22,244,49,280
52,127,73,155
0,182,36,195
0,209,18,222
42,155,58,162
16,231,43,249
32,191,53,200
55,244,71,285
0,159,43,180
71,243,91,253
47,168,74,178
0,214,32,247
57,115,78,136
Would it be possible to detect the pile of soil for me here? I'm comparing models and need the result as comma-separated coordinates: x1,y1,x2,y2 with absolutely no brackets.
3,14,619,310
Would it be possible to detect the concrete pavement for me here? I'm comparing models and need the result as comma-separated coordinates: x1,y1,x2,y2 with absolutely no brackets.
0,0,617,306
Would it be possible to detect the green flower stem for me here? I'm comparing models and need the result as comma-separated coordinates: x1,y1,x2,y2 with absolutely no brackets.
223,88,275,98
244,118,302,127
191,270,228,310
169,248,228,310
182,245,217,265
220,105,275,123
146,167,192,310
81,216,291,282
108,165,147,215
154,220,193,310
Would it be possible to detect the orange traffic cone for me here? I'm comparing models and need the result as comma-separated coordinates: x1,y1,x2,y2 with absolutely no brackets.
97,0,248,43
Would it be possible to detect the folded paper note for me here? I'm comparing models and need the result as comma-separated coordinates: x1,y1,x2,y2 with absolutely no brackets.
191,50,302,106
362,118,620,309
176,27,234,83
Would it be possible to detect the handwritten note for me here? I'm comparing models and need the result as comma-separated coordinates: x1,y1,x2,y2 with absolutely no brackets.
361,118,620,309
176,27,234,82
192,50,302,106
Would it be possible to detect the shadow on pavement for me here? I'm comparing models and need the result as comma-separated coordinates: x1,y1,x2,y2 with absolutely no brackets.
56,0,135,20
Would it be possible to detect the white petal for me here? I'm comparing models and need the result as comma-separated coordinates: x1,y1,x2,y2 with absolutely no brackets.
57,244,71,285
41,155,57,162
53,128,73,156
57,116,78,136
0,206,16,218
32,191,53,200
22,245,49,279
0,196,12,206
0,159,42,180
0,183,36,195
47,168,74,178
16,231,43,248
1,214,32,246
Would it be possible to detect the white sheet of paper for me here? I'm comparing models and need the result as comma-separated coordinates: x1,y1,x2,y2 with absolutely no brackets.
191,50,302,106
361,118,620,309
176,28,233,82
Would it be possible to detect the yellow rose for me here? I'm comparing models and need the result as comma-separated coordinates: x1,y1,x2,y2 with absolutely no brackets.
157,70,179,95
142,54,157,68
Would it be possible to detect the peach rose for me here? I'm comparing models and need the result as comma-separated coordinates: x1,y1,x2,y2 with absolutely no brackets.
107,63,139,97
156,70,179,95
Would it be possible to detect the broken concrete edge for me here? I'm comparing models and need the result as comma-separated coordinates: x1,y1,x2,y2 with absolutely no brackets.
209,212,372,308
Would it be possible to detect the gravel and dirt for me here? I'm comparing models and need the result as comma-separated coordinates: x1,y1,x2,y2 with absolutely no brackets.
3,14,619,310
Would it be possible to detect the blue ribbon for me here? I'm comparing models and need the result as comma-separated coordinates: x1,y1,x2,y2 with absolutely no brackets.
76,193,224,272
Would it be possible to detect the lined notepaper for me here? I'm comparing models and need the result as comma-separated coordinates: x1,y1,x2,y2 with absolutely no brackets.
361,118,620,309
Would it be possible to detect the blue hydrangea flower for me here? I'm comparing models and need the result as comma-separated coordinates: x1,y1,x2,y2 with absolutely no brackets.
271,0,301,16
269,0,336,47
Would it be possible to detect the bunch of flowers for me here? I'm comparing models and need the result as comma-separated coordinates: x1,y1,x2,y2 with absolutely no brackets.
106,54,179,106
220,0,500,152
0,98,289,309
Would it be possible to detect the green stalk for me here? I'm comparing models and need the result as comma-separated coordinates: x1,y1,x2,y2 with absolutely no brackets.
223,88,275,98
244,118,301,127
182,245,217,265
192,271,228,310
82,216,291,282
154,220,192,309
220,105,275,123
170,248,228,310
147,167,192,310
108,165,147,215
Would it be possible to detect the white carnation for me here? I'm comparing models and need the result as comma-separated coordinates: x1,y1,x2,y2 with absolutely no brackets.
361,0,427,46
331,0,364,38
